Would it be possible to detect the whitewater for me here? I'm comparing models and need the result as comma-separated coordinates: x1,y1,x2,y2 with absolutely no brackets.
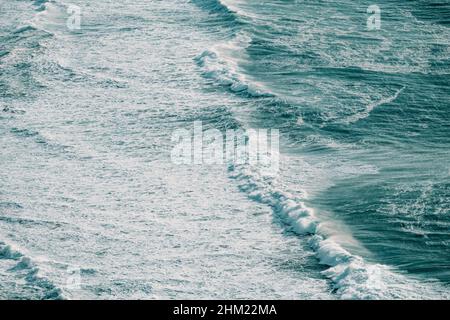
0,0,449,299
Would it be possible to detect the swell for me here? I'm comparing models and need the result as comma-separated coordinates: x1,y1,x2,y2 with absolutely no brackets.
192,17,340,128
31,0,71,34
195,32,275,98
192,0,265,97
191,0,244,26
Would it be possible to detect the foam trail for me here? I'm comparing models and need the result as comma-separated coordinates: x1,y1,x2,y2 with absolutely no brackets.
344,87,406,124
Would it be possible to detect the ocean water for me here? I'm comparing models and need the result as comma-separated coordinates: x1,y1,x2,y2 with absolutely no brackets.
0,0,449,299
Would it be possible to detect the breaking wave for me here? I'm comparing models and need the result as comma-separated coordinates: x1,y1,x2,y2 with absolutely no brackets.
229,163,450,299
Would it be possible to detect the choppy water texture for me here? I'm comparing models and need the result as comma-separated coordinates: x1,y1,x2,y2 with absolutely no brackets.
0,0,449,299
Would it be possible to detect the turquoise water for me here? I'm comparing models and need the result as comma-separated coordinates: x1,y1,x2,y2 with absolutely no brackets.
0,0,449,299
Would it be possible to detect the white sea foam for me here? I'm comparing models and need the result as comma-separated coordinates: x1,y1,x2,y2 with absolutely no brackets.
31,0,70,34
229,163,450,299
343,87,406,124
0,241,64,299
195,32,274,98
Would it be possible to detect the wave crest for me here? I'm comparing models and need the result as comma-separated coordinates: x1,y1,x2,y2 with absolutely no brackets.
0,241,64,300
195,33,274,98
229,164,450,299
